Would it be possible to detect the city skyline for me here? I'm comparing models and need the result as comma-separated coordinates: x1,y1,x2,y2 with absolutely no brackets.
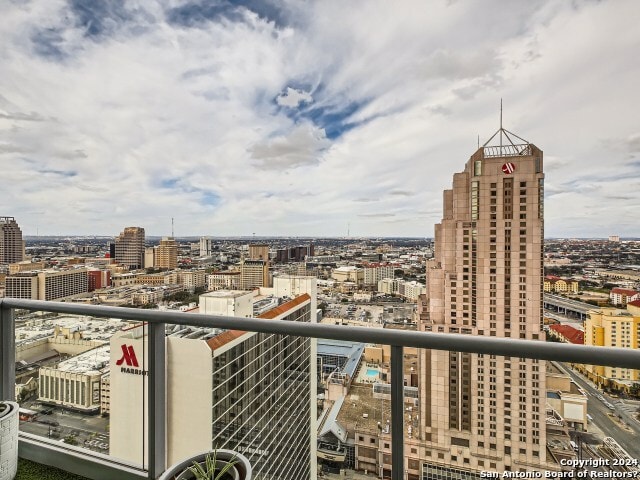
1,1,639,237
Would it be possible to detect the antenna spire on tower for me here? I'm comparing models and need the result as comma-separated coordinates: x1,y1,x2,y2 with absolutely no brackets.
480,100,530,156
171,217,174,237
500,98,503,154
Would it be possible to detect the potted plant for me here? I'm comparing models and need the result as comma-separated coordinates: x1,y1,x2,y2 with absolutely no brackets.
0,401,19,480
159,449,251,480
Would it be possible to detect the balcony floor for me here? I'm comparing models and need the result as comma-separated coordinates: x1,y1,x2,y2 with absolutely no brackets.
16,458,90,480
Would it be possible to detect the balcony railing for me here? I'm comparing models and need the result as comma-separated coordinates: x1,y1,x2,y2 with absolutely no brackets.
2,298,640,480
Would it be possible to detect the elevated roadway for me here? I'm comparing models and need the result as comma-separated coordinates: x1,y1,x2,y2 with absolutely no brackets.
543,293,596,321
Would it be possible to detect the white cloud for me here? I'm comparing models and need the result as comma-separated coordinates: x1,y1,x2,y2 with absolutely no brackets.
250,123,329,170
0,0,639,237
275,87,313,108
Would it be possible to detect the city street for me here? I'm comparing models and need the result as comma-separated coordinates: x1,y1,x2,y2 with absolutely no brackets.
553,362,640,459
18,401,110,455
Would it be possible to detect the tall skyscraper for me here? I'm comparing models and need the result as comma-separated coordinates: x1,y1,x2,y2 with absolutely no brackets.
114,227,145,270
417,125,546,477
0,216,24,265
156,237,178,269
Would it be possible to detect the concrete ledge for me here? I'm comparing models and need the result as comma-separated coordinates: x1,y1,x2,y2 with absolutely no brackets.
19,433,147,480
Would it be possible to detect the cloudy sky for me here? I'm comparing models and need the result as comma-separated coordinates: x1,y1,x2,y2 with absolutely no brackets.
1,0,639,237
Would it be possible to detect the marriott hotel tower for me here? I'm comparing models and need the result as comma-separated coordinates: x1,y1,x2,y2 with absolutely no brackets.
418,126,549,477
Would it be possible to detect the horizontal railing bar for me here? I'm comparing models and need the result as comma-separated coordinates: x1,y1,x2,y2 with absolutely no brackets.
2,298,640,369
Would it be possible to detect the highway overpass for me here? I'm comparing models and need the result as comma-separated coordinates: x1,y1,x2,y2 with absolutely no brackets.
543,293,595,320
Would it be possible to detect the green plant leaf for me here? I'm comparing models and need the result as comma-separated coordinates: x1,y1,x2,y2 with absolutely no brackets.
186,451,238,480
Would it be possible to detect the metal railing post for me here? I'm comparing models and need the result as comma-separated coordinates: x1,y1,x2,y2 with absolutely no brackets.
147,322,166,479
0,302,16,401
391,345,404,480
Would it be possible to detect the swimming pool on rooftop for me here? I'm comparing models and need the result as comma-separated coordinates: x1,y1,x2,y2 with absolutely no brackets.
366,368,379,377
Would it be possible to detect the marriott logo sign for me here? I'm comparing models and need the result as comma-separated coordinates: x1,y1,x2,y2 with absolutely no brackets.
116,344,147,376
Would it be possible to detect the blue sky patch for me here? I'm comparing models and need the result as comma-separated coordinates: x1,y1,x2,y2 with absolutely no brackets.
70,0,130,37
297,100,368,140
201,191,220,206
166,1,244,27
166,0,289,29
159,177,219,207
160,178,180,189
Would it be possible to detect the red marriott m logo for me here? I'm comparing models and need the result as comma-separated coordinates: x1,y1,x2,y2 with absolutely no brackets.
116,344,139,367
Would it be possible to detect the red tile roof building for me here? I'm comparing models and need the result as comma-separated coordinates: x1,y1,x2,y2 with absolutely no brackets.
548,324,584,345
610,287,640,306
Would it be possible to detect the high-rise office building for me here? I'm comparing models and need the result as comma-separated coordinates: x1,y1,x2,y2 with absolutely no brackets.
109,281,317,478
275,244,314,263
156,237,178,269
240,259,270,289
199,236,213,257
248,244,270,262
0,216,24,265
114,227,145,270
417,126,547,477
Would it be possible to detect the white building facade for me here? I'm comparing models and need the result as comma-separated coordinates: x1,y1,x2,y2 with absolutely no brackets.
109,280,317,478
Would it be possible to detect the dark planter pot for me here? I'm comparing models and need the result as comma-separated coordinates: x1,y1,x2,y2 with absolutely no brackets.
159,450,252,480
0,401,19,480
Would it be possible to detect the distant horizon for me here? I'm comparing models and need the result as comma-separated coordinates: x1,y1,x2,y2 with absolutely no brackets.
21,235,640,241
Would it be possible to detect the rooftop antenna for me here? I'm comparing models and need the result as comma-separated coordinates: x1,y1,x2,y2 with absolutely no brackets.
481,99,530,155
347,222,350,238
500,98,503,155
171,217,174,238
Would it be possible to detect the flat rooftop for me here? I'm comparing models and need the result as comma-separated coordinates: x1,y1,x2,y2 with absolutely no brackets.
54,344,110,375
336,384,392,435
200,290,252,298
16,315,125,346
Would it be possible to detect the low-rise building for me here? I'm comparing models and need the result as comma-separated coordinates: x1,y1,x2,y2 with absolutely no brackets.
548,324,584,345
610,287,640,306
87,269,111,291
100,374,110,415
136,272,177,286
111,272,141,287
544,276,579,294
332,266,363,285
377,278,398,295
6,268,89,301
176,270,206,289
131,287,165,306
398,280,426,301
207,271,240,291
38,345,110,413
546,363,588,431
